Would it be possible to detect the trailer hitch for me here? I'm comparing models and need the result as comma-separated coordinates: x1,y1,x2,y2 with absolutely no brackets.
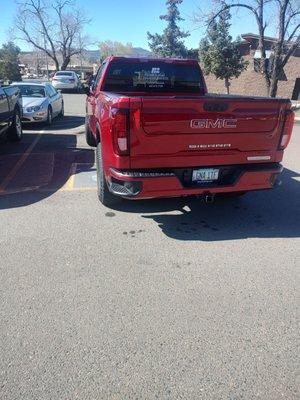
204,193,215,204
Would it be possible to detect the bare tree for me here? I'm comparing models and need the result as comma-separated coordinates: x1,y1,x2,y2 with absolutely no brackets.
99,40,134,61
196,0,300,97
14,0,90,71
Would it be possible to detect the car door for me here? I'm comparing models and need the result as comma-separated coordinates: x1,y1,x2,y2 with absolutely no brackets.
47,85,60,115
0,87,9,134
50,86,62,115
87,62,106,133
45,85,54,114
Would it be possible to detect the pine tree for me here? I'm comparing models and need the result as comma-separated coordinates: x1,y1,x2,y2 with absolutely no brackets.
147,0,189,58
199,10,248,94
0,42,22,82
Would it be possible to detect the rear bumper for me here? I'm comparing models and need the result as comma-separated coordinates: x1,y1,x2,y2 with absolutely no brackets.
52,82,77,90
106,163,283,199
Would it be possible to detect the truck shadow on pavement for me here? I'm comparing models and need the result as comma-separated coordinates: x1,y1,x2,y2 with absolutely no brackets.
117,168,300,241
0,130,95,210
44,116,85,131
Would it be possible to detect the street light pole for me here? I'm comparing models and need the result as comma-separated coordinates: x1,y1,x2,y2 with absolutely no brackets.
79,33,83,79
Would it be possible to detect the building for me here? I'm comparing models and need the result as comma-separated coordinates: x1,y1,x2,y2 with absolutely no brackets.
204,33,300,99
19,50,97,77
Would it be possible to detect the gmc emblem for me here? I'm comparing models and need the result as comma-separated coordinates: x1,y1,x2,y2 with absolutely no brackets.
191,118,238,129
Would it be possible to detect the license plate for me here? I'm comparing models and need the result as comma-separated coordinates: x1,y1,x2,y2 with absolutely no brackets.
192,168,219,182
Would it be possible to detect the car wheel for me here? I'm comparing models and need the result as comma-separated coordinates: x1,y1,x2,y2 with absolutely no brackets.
59,102,64,117
8,108,23,142
85,115,96,147
96,142,120,207
46,106,53,125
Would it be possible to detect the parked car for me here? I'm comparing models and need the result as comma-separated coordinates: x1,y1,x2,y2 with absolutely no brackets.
11,82,64,125
52,71,80,92
25,73,38,79
85,56,295,207
0,85,23,142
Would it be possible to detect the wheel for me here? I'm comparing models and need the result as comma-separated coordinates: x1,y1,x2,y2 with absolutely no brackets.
85,115,96,147
46,106,53,125
59,102,64,117
96,142,120,207
7,108,23,142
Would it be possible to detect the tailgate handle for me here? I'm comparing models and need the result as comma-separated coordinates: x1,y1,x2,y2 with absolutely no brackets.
204,102,229,112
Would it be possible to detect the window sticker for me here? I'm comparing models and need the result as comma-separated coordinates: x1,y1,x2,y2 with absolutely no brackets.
133,69,169,88
151,67,160,74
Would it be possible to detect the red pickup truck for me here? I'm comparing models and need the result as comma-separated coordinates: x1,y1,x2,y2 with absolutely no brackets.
85,56,294,207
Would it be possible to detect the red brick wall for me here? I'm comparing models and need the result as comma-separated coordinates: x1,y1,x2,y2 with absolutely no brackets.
203,54,300,98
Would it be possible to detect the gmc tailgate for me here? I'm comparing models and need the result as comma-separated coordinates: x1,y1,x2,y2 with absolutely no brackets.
129,96,290,169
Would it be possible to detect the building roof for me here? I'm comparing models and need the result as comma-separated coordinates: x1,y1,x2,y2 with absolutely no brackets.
242,33,300,48
242,33,278,43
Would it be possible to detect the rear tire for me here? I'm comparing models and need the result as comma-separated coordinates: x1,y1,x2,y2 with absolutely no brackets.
85,115,97,147
96,142,120,207
7,108,23,142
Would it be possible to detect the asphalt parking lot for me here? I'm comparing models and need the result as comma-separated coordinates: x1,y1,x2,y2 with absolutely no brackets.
0,93,299,400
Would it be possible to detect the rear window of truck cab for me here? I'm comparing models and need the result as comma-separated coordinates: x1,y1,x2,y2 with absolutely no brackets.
103,61,204,93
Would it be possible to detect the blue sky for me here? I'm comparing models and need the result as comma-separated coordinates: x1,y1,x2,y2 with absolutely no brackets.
0,0,276,51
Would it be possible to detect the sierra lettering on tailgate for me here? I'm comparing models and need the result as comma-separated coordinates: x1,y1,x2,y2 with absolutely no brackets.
188,143,232,149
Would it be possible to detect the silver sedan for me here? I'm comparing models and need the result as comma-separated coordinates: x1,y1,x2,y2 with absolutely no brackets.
11,82,64,125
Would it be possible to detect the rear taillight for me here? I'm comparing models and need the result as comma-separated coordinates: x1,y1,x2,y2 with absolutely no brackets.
111,109,129,156
279,110,294,150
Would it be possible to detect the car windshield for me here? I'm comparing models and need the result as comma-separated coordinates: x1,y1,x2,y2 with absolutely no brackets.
14,85,46,98
103,61,204,93
55,72,73,76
